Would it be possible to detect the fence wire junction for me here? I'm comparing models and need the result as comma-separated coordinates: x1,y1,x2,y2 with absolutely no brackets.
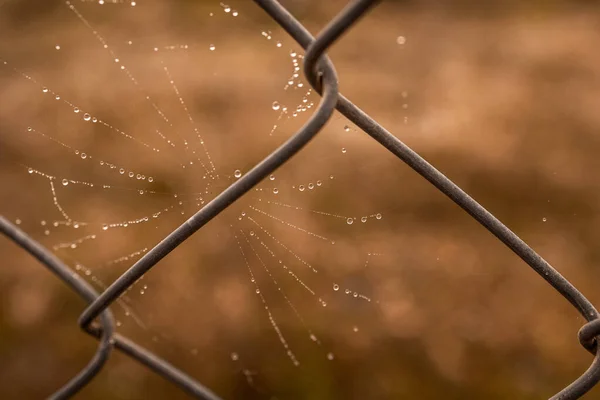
1,0,599,399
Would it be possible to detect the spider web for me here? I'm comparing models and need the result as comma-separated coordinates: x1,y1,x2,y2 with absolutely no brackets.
0,1,410,398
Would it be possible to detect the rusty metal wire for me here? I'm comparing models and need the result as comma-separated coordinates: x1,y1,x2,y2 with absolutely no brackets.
1,0,599,398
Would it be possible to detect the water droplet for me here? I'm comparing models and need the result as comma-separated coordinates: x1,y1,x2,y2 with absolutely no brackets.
333,283,339,291
102,224,108,231
92,117,97,123
308,183,314,190
80,153,87,159
250,231,255,236
232,10,238,16
272,101,280,111
28,168,34,174
353,292,358,298
234,170,242,178
55,95,60,100
73,107,80,113
298,185,305,192
327,352,334,360
209,44,216,51
128,172,134,178
361,216,367,223
316,180,322,186
276,41,282,47
542,217,547,222
255,288,260,294
273,188,279,194
148,177,154,182
62,179,69,186
396,36,406,45
344,125,350,132
376,213,382,220
269,174,275,181
83,113,91,121
353,326,359,332
231,352,239,361
119,168,125,174
341,148,347,154
42,87,48,93
346,218,353,225
330,175,334,179
55,45,61,50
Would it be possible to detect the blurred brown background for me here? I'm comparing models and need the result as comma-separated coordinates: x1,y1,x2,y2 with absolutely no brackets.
1,0,600,399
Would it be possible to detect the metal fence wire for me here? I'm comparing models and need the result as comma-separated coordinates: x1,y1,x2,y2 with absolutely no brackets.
1,0,599,398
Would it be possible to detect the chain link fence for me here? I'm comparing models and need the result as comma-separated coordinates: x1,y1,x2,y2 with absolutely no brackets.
1,0,599,399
